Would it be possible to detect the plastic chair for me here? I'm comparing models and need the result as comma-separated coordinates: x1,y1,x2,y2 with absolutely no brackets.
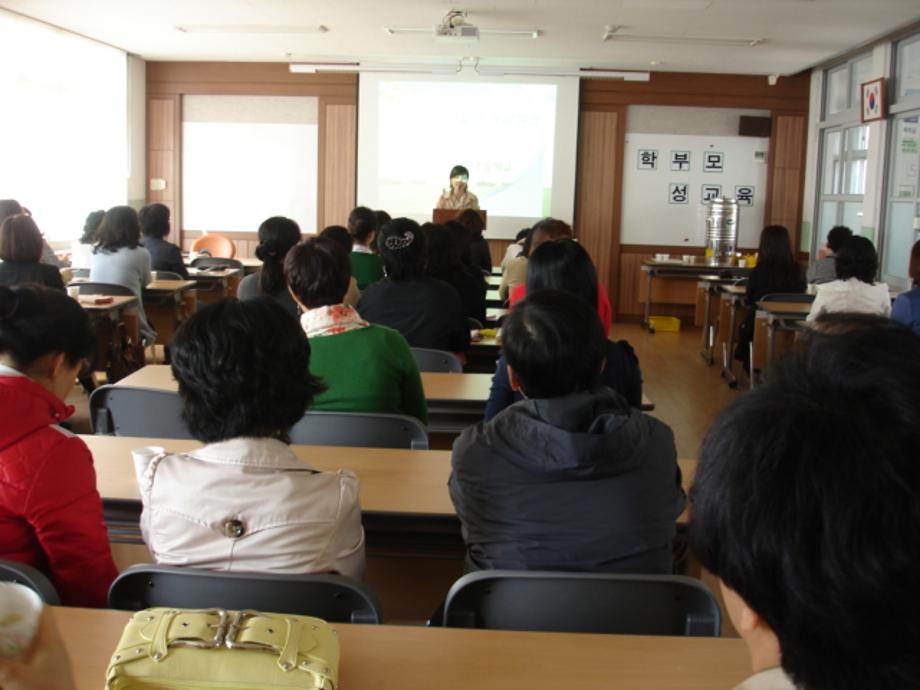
191,233,236,259
109,565,381,623
89,385,191,438
0,560,61,604
439,570,721,636
69,281,134,296
190,256,243,270
290,411,429,450
411,347,463,373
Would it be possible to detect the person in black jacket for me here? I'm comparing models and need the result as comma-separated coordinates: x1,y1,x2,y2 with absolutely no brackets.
423,222,487,324
138,203,188,279
734,225,805,370
450,289,685,574
358,218,469,352
0,214,64,291
485,238,642,419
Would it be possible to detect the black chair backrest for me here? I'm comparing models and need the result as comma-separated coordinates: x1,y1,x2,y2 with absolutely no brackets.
760,292,815,304
152,271,184,280
441,570,721,637
410,347,463,373
109,565,381,624
191,257,243,270
0,560,61,604
89,385,190,438
69,281,134,296
289,411,429,450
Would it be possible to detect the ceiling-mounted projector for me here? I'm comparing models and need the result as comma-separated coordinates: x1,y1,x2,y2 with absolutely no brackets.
435,9,479,42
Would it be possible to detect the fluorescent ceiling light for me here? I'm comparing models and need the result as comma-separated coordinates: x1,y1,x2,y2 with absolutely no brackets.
475,65,650,80
290,62,460,75
384,27,541,39
602,25,762,47
290,62,648,80
175,24,329,34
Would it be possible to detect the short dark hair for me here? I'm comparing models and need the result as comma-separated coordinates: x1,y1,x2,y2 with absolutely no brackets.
95,205,141,253
0,285,95,369
528,218,572,255
456,209,485,239
826,225,853,254
347,206,378,243
909,239,920,287
374,210,391,229
138,203,171,239
377,218,427,281
169,299,325,444
689,327,920,690
501,289,605,399
449,165,469,179
834,235,877,284
808,311,903,337
0,199,23,225
319,225,354,255
423,223,465,284
255,216,302,296
284,236,351,309
0,214,43,263
81,210,105,245
526,238,598,311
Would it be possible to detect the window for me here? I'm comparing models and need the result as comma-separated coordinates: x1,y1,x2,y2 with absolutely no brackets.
0,10,127,242
822,54,873,119
815,124,869,247
895,34,920,104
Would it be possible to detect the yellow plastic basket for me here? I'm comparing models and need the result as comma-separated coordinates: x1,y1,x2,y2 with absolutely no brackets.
648,316,681,332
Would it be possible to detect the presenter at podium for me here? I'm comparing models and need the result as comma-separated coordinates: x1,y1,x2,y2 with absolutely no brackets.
436,164,480,211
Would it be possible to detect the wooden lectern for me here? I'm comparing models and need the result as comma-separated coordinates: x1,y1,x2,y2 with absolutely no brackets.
432,209,487,227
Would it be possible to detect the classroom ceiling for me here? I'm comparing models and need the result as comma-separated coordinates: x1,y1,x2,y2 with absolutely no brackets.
2,0,919,76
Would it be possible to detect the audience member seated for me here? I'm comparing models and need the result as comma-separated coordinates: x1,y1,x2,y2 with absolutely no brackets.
891,239,920,336
374,209,391,229
450,290,684,573
318,225,360,308
237,216,302,320
806,224,852,284
285,237,427,423
69,209,104,271
424,222,487,324
501,227,529,269
359,218,469,352
0,285,117,606
0,200,59,268
806,236,890,321
498,217,572,301
138,203,188,279
89,205,156,344
689,325,920,690
456,208,491,274
485,239,641,420
347,206,384,290
0,215,65,290
735,225,806,367
133,298,365,578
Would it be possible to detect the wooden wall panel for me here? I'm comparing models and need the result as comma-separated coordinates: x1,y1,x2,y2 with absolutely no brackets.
146,95,181,244
319,102,357,227
765,114,807,248
574,108,625,315
487,239,513,267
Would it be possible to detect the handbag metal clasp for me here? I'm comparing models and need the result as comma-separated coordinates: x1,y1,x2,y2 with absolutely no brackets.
169,609,229,649
225,610,282,652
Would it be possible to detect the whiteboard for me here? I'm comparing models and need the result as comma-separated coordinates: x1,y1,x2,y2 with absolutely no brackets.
621,133,769,248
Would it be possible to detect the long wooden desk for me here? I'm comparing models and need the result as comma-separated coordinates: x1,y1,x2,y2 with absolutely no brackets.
50,606,750,690
78,295,141,373
185,266,243,303
756,300,812,363
142,279,198,346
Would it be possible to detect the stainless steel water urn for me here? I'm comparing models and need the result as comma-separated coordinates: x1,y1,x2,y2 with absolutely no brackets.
705,196,738,265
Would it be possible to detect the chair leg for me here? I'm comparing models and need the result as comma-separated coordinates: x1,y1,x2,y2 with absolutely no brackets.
749,343,756,390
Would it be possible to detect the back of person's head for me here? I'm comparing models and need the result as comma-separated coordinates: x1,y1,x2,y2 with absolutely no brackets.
456,209,485,239
81,210,105,245
757,225,794,264
95,205,140,253
0,285,94,371
528,218,573,255
170,298,325,444
808,311,902,337
255,216,302,296
515,227,529,243
374,209,391,228
377,218,427,281
285,236,351,309
319,225,354,255
501,289,605,399
423,223,463,281
835,235,877,284
689,327,920,690
909,239,920,287
347,206,378,244
826,225,853,254
137,203,171,240
0,199,23,225
0,214,43,263
526,238,598,311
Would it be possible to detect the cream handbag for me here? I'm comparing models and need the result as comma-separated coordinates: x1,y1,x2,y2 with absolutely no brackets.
105,608,339,690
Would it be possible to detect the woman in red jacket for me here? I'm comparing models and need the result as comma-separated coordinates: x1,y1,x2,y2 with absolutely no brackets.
0,285,117,607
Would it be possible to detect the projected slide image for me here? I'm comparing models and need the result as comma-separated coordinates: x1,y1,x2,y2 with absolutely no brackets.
376,81,556,217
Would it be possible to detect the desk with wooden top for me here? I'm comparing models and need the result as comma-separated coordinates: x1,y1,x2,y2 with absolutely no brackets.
756,300,812,363
714,284,748,388
486,274,502,287
50,606,750,690
142,279,198,345
78,295,140,372
185,266,242,303
485,288,503,307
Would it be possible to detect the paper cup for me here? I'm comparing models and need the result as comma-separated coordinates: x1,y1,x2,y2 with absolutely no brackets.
0,582,43,658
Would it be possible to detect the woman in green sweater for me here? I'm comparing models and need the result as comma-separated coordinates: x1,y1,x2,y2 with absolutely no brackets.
284,236,427,424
